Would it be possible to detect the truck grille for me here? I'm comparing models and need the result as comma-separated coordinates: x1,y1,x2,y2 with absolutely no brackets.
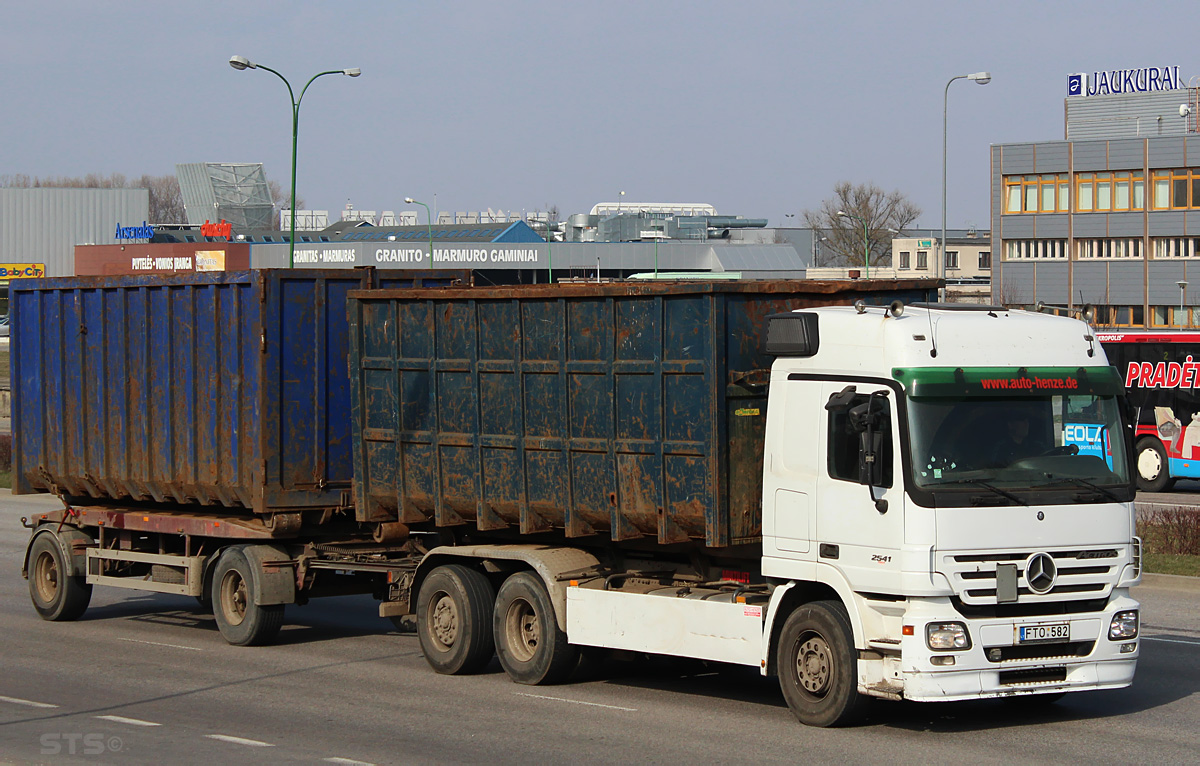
985,641,1095,663
940,548,1121,607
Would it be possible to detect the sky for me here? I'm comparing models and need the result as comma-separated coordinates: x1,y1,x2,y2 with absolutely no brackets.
2,1,1196,231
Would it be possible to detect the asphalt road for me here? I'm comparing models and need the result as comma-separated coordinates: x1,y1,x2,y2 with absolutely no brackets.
1,491,1199,765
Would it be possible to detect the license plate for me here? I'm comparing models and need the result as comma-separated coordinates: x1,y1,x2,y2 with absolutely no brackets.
1018,623,1070,643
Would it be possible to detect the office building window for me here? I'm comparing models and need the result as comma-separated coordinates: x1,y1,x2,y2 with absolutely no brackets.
1152,237,1200,258
1150,306,1191,328
1076,171,1143,212
898,251,910,269
916,251,928,269
1004,240,1067,259
1077,238,1143,259
945,250,959,269
1147,169,1200,210
978,251,992,269
1004,173,1069,214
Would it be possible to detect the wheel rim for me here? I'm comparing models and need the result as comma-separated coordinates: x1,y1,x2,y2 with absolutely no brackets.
33,549,60,605
504,597,539,663
1138,447,1162,481
795,633,833,697
219,570,248,627
428,592,459,650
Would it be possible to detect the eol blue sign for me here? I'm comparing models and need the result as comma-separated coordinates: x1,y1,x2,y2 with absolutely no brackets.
115,221,154,240
1068,66,1182,97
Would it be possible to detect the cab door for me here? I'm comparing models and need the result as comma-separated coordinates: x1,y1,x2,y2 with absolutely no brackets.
813,381,905,591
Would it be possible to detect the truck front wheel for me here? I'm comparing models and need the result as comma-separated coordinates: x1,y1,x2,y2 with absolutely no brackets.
416,564,495,674
494,572,577,685
776,600,866,727
28,533,92,622
1135,438,1175,492
212,548,284,646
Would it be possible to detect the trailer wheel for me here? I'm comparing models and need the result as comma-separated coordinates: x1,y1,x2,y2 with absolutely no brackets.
776,600,866,727
27,533,92,621
416,564,495,675
1135,438,1174,492
212,548,284,646
493,572,578,685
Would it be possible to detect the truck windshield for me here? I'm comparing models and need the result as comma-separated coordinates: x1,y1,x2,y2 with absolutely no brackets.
907,393,1131,494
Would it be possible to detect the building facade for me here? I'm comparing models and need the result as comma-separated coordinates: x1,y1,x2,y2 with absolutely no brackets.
992,76,1200,328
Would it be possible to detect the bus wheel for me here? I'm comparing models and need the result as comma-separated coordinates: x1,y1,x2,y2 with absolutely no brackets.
1135,438,1174,493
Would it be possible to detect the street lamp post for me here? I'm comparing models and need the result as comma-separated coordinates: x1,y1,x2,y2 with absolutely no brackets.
405,199,434,268
229,55,360,269
1178,279,1189,325
836,210,870,279
942,71,991,301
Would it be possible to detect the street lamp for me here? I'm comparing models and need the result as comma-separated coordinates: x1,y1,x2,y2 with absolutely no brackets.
405,197,434,268
942,71,990,300
837,210,870,279
229,55,361,269
1178,279,1189,326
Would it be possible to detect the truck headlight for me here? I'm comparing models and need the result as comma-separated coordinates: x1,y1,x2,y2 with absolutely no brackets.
1109,610,1139,640
926,622,971,651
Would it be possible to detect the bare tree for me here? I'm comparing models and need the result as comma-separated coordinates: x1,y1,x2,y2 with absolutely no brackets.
803,182,921,269
133,174,186,223
268,180,304,229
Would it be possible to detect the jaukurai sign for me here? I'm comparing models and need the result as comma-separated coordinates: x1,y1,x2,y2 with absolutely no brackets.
1068,66,1182,97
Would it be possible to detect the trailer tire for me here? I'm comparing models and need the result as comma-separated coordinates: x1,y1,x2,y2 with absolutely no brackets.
27,533,92,622
493,572,578,685
776,600,866,728
1135,438,1174,492
417,564,495,675
212,548,284,646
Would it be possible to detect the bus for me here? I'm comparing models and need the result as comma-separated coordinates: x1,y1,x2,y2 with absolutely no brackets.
1098,330,1200,491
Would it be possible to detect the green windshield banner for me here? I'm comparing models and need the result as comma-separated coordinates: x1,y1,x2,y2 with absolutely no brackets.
893,366,1124,398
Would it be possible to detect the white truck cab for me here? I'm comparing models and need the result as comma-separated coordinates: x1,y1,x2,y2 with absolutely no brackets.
760,302,1140,722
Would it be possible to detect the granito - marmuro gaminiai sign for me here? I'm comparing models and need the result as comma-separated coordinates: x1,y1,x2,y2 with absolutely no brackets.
1068,66,1182,97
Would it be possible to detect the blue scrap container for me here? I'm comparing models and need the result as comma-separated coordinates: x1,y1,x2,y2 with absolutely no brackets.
346,280,936,547
12,268,468,514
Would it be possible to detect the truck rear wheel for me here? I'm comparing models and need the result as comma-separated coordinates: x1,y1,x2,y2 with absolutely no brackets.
417,564,495,674
493,572,577,685
28,533,92,621
1135,438,1175,492
212,548,284,646
776,600,866,727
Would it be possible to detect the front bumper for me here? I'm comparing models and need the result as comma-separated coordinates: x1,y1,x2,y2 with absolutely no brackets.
870,592,1140,702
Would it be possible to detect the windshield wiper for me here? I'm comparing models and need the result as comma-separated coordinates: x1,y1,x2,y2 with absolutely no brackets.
928,478,1028,506
1037,476,1123,503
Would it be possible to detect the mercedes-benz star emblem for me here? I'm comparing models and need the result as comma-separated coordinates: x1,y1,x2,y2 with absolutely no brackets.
1025,552,1057,594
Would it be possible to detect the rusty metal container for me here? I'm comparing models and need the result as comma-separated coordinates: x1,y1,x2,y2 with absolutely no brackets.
12,268,469,514
347,279,936,548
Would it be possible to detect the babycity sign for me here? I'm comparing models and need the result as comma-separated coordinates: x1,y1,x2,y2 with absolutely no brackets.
1068,66,1182,97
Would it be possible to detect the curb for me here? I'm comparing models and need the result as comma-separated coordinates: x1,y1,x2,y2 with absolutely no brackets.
1137,572,1200,593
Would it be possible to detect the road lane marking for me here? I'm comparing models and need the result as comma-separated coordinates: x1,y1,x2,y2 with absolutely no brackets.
1142,635,1200,646
325,758,377,766
514,692,637,712
0,695,58,709
205,734,275,747
118,638,203,651
94,715,161,727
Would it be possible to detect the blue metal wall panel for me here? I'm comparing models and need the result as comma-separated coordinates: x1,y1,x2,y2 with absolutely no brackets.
1072,263,1109,304
1149,138,1185,167
1032,263,1070,304
1034,215,1069,237
1073,141,1108,171
1035,143,1069,172
1108,262,1145,303
1074,215,1108,237
1002,145,1035,174
1109,213,1145,237
1108,139,1145,170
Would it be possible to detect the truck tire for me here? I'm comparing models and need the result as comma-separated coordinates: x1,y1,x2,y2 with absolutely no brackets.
417,564,495,674
776,600,866,727
493,572,578,685
212,548,285,646
1135,438,1175,492
27,533,92,621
